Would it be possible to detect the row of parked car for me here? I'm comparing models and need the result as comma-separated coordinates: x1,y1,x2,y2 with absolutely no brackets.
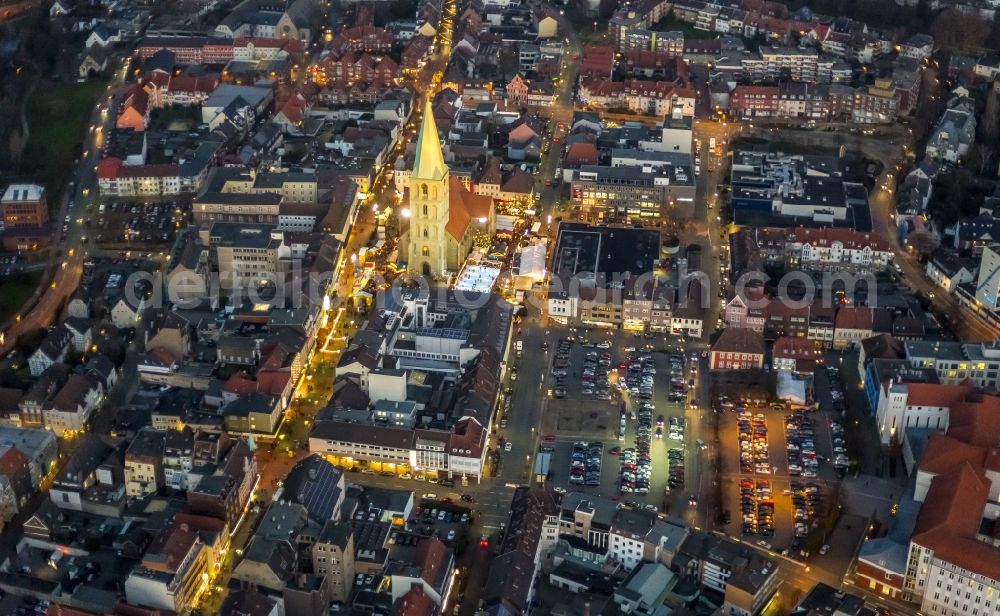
668,448,685,490
551,338,573,398
790,481,823,545
668,354,689,402
785,413,819,478
621,402,653,494
739,412,771,474
582,349,613,399
830,420,848,473
741,478,775,536
667,416,685,441
571,441,604,486
623,353,656,401
619,446,650,494
826,365,846,415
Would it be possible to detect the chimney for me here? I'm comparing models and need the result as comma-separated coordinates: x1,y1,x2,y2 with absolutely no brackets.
584,602,591,616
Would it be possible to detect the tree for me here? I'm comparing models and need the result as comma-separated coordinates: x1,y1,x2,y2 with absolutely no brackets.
982,86,1000,146
497,50,519,79
931,9,991,53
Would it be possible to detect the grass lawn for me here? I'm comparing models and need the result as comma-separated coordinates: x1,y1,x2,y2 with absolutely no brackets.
23,80,107,204
0,270,43,323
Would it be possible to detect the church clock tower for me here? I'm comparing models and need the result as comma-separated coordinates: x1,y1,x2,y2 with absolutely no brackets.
405,99,450,277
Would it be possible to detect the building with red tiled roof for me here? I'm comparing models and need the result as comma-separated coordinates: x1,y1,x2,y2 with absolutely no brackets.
946,395,1000,448
448,416,487,475
619,51,690,81
772,336,819,373
710,328,766,371
444,176,493,242
117,84,151,132
905,462,1000,612
124,515,220,612
0,446,32,517
730,85,780,117
918,433,988,479
763,301,809,340
96,158,188,198
887,390,1000,612
564,142,599,167
386,536,454,607
579,78,696,117
391,586,437,616
724,287,769,333
832,306,873,349
786,227,893,272
328,26,393,56
402,35,434,71
143,73,219,109
579,44,615,80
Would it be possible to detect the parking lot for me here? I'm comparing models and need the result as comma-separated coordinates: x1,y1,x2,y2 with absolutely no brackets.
410,497,475,544
85,200,185,249
718,384,848,556
539,332,706,516
80,256,157,309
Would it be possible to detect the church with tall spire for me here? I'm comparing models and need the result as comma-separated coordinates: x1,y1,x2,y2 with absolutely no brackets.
398,99,495,277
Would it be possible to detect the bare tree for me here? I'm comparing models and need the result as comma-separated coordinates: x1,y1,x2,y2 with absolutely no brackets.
978,87,1000,176
982,86,1000,144
932,9,991,53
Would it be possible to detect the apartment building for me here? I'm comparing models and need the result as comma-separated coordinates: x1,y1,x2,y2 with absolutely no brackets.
124,516,220,612
609,508,658,570
853,79,900,124
96,154,213,198
926,98,977,163
723,288,768,333
312,521,355,602
138,36,235,64
773,336,820,373
758,46,820,82
42,373,103,437
777,83,831,119
925,248,977,294
578,78,696,117
730,85,779,117
791,226,892,271
124,427,166,498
